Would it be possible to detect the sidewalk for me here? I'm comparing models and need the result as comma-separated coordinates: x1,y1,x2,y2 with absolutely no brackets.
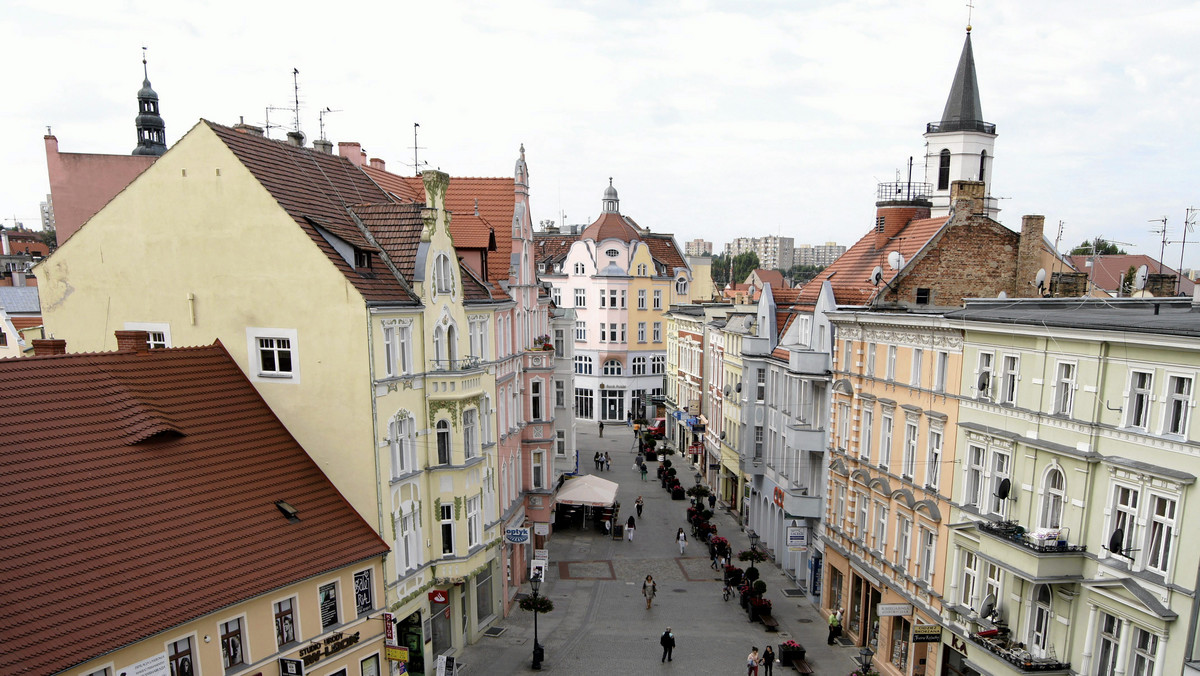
458,423,858,674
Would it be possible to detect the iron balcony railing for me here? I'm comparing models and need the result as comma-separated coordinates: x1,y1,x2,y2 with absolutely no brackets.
428,356,483,372
978,521,1086,554
876,181,933,202
926,120,997,134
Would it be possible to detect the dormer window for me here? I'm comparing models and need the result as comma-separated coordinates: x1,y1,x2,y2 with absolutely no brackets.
434,253,454,295
354,249,372,269
574,262,585,275
675,278,689,295
606,249,619,258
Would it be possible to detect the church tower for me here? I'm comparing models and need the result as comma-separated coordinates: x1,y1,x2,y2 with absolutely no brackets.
923,27,997,219
133,50,167,156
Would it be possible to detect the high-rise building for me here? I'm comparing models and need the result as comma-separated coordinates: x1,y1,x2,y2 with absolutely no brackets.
684,238,712,256
723,235,794,270
793,242,846,267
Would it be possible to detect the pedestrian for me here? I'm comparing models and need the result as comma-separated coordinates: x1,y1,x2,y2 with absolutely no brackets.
827,607,843,645
627,412,633,428
660,627,675,662
627,515,636,541
643,574,657,609
599,420,604,438
635,496,644,518
677,527,688,555
708,493,716,509
594,452,601,470
747,646,761,676
762,646,776,676
640,464,648,481
604,452,612,472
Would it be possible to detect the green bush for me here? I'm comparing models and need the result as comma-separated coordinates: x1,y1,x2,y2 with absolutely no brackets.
745,566,760,582
518,595,555,613
752,580,767,596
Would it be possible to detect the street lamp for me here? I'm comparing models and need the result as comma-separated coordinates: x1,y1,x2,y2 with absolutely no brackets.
694,471,702,486
748,530,760,551
530,572,544,670
857,646,875,672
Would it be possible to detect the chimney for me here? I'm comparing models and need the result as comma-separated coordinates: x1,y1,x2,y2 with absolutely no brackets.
232,117,265,137
312,139,333,154
1146,273,1177,297
32,338,67,356
949,180,987,216
286,130,306,147
1016,215,1045,297
369,157,386,171
873,203,931,251
338,142,367,167
115,330,150,354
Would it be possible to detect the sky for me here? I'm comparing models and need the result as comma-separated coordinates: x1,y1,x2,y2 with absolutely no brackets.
4,0,1200,269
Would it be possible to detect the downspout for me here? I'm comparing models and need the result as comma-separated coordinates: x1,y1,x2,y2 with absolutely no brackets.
366,306,389,594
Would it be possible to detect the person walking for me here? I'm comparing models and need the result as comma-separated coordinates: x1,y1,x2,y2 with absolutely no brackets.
747,647,761,676
761,646,776,676
626,515,636,541
659,627,675,662
627,412,633,428
677,527,688,555
643,575,657,609
599,420,604,438
636,496,644,518
827,607,843,645
708,493,717,510
604,452,612,472
593,452,601,470
640,463,648,481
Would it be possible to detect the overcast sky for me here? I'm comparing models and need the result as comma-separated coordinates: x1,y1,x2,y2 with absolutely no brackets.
5,1,1200,269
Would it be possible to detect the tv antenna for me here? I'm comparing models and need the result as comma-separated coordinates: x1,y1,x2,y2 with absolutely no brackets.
408,123,428,176
318,107,342,142
263,106,291,139
1179,208,1197,293
291,68,302,134
1150,216,1168,273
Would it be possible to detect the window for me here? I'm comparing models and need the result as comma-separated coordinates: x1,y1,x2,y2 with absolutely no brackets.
873,502,889,550
918,528,936,583
866,343,876,377
606,248,619,257
531,381,543,420
638,289,647,309
653,290,662,309
396,507,421,573
990,450,1011,517
574,288,586,307
653,322,662,342
637,322,646,342
976,352,993,400
859,408,874,462
551,287,561,305
855,492,869,541
1000,354,1019,405
554,329,565,357
354,569,374,615
879,412,893,469
0,331,5,347
220,618,245,668
1040,467,1065,529
833,483,847,529
1146,495,1176,574
574,262,585,275
1053,361,1076,416
383,325,397,376
1165,375,1193,436
620,323,627,342
599,322,607,343
756,370,766,402
469,318,487,360
555,380,566,408
651,355,665,374
637,263,647,276
319,582,339,629
937,148,951,190
1127,370,1153,429
1095,613,1121,676
434,253,453,294
575,320,586,341
1110,484,1139,558
1031,585,1051,653
441,504,455,555
886,345,897,381
532,450,546,489
960,551,978,606
389,414,415,479
556,429,567,456
124,321,171,349
603,359,623,376
274,598,297,647
362,655,381,676
575,388,594,419
902,420,918,479
620,290,627,308
979,150,988,182
467,496,482,548
984,563,1002,610
436,420,451,464
965,445,986,507
896,515,912,570
911,348,923,387
837,403,850,450
675,278,689,295
258,336,294,376
1132,627,1159,676
463,409,479,458
915,288,931,305
754,426,764,458
926,428,942,488
632,356,647,375
842,339,853,371
168,637,195,676
934,351,948,392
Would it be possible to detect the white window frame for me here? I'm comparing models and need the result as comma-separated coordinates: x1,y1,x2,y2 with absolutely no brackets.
632,356,647,375
318,581,340,629
467,495,482,548
638,289,647,309
918,527,936,584
653,322,662,342
1146,493,1176,575
433,253,454,295
555,380,566,408
934,351,948,392
574,288,586,307
896,514,912,571
859,406,874,462
879,411,894,469
910,348,923,388
886,345,897,381
1125,369,1153,430
389,413,416,479
246,327,299,383
1052,360,1077,416
989,449,1011,518
463,408,480,459
960,550,978,607
440,503,455,556
965,444,986,507
219,616,246,669
866,342,877,378
274,597,298,647
653,289,662,310
976,351,994,400
902,418,918,480
1163,373,1193,437
123,321,171,349
837,402,851,450
926,426,943,489
873,502,889,551
1000,354,1019,405
855,491,869,541
532,450,546,489
637,322,646,342
1039,466,1065,529
530,380,543,421
833,482,847,530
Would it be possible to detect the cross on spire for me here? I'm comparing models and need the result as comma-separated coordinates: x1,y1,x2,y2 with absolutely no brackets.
966,0,974,31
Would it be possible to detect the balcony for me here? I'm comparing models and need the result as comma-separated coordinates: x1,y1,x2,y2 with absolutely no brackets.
976,521,1086,582
426,357,486,398
780,488,822,519
969,629,1070,673
788,350,830,375
926,120,997,134
789,426,826,453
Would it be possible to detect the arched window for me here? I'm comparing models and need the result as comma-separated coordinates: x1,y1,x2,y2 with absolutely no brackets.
433,326,447,369
937,149,951,190
1030,585,1052,653
637,264,647,276
1040,467,1065,529
651,355,665,374
446,324,459,366
676,278,689,295
632,356,647,375
603,359,623,376
574,262,585,275
574,355,593,375
389,414,415,479
979,150,987,183
434,254,453,294
436,420,451,465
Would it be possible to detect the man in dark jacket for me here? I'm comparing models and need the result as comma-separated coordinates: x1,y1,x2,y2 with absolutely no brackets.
660,627,675,662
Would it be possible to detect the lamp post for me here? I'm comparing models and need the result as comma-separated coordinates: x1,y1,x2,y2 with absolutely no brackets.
748,530,760,551
857,646,875,672
530,572,544,670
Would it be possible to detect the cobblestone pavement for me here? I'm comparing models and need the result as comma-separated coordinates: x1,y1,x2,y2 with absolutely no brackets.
455,424,858,675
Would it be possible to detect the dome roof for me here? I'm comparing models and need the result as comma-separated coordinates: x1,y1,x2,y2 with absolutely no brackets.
603,181,618,201
138,78,158,100
580,211,640,244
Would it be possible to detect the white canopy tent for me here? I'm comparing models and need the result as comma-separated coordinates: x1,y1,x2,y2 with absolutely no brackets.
555,474,619,507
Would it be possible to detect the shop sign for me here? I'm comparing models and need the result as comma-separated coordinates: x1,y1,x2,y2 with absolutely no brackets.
428,589,449,604
299,632,361,667
530,558,547,580
709,463,720,470
505,527,531,544
877,603,913,617
534,522,550,536
912,624,942,643
383,612,396,646
119,653,169,676
786,526,807,552
534,548,549,560
385,646,409,662
279,658,304,675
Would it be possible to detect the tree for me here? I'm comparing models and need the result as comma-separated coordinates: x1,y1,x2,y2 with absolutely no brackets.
1121,266,1137,296
731,251,760,285
1070,238,1126,256
711,253,731,288
38,228,57,251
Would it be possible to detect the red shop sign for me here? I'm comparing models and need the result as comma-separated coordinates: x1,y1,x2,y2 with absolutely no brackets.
428,589,448,604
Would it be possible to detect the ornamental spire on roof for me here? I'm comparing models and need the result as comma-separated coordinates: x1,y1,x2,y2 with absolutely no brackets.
133,47,167,156
936,28,990,133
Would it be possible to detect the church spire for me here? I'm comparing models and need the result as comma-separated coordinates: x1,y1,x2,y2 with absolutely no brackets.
133,47,167,156
936,29,991,133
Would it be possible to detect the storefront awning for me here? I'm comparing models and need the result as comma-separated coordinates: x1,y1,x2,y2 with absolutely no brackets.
555,474,619,507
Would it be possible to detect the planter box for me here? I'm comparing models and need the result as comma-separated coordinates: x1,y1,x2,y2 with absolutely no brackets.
778,648,806,667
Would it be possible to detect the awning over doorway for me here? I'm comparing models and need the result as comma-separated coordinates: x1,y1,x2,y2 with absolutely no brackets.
555,474,619,507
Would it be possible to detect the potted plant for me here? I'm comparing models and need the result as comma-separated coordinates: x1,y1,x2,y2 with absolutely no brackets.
518,595,555,614
745,566,760,582
778,640,806,667
671,485,686,500
752,580,767,597
749,597,772,621
686,484,711,500
723,564,743,587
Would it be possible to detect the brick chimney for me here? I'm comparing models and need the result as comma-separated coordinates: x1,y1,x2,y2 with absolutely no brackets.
369,157,386,171
312,139,333,154
874,203,931,251
949,180,987,216
32,338,66,356
115,330,150,354
338,142,367,167
1016,215,1045,297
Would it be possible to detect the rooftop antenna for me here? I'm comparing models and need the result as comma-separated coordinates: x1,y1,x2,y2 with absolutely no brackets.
318,107,341,142
409,123,427,176
1181,208,1197,293
263,106,290,139
1150,216,1168,273
291,68,302,133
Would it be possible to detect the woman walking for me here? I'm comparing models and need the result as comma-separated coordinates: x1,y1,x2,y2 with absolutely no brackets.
677,527,688,555
635,496,644,518
643,574,657,609
626,515,636,542
761,646,776,676
747,647,761,676
604,452,612,472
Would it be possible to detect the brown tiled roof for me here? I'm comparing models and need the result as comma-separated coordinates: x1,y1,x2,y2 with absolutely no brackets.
772,288,805,304
207,121,417,303
10,317,42,330
797,216,948,306
351,203,425,284
642,234,688,273
0,342,389,676
360,167,425,203
580,211,641,243
461,263,502,303
534,232,579,267
750,269,785,287
1066,254,1194,295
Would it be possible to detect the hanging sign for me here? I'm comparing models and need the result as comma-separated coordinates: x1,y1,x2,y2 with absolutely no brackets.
428,589,448,604
385,646,409,662
383,612,396,647
878,603,913,617
505,527,531,544
912,624,942,643
787,526,808,552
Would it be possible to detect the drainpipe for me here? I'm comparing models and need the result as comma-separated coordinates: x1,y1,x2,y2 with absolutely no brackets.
366,307,389,599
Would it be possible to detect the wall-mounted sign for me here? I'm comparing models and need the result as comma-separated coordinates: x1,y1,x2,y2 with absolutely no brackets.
912,624,942,643
877,603,913,617
786,526,808,552
505,527,531,544
119,653,169,676
279,658,304,675
385,646,409,662
383,612,396,647
534,548,549,560
428,589,448,604
299,631,361,667
534,523,550,536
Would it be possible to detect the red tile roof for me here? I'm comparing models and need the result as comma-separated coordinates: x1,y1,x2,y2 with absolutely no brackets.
534,233,579,268
1066,254,1195,295
641,234,688,273
9,316,42,330
749,269,785,287
797,216,949,306
351,203,425,283
580,211,641,243
0,342,388,676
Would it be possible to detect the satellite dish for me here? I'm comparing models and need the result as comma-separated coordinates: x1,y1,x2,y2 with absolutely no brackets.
977,371,991,394
1034,268,1047,293
736,383,742,393
995,477,1011,501
1107,528,1125,554
720,430,727,440
979,593,997,621
724,385,732,396
887,251,905,270
870,266,884,285
1134,264,1149,290
998,291,1008,299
